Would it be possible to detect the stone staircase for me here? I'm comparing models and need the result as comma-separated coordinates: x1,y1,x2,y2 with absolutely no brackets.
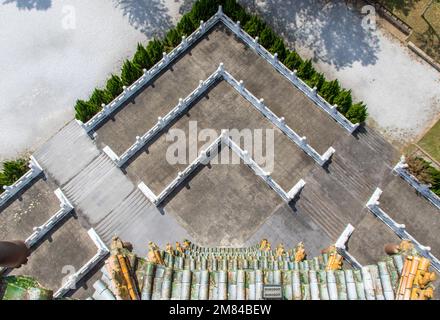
34,121,100,186
298,185,347,241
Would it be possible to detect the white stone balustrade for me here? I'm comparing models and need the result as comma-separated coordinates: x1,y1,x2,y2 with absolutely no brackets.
138,133,306,206
366,187,440,272
54,228,109,298
24,188,74,248
79,6,359,135
393,155,440,210
103,65,335,168
0,156,43,209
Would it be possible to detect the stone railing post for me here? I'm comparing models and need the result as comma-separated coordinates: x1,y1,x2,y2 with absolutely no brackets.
218,62,224,73
163,52,168,63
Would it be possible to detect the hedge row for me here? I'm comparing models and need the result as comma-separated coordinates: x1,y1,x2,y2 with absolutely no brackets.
407,156,440,196
74,0,367,124
0,158,28,194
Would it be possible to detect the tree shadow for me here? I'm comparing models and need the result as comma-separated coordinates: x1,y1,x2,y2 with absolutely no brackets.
2,0,51,10
113,0,175,38
240,0,380,70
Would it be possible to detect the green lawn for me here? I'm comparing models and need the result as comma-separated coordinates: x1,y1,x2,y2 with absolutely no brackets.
418,119,440,163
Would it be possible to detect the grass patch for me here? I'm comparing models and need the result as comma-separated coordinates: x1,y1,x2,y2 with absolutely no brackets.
418,118,440,163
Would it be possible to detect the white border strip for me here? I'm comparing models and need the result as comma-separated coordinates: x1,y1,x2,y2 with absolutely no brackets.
0,156,43,209
80,6,359,134
54,228,110,298
104,64,335,168
137,132,306,206
393,155,440,210
366,187,440,272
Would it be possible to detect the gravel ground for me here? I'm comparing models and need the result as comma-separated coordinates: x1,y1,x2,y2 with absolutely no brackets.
241,0,440,146
0,0,183,161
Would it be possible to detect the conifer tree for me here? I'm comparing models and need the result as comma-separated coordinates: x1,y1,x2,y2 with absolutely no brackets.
121,60,143,86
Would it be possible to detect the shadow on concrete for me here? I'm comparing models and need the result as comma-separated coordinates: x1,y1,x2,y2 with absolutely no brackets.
113,0,174,38
240,0,380,70
2,0,51,10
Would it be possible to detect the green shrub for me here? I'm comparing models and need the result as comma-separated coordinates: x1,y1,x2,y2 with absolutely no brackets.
74,99,101,122
165,28,182,48
283,51,303,71
223,0,250,24
244,15,266,37
428,166,440,196
259,26,277,49
269,37,287,61
297,59,316,81
345,101,368,123
333,89,352,114
133,43,152,70
306,72,326,91
121,60,143,86
190,0,219,24
89,88,113,107
319,79,341,104
106,74,124,98
0,158,29,193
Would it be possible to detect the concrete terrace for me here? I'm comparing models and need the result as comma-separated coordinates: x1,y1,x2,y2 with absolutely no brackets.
0,177,59,241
